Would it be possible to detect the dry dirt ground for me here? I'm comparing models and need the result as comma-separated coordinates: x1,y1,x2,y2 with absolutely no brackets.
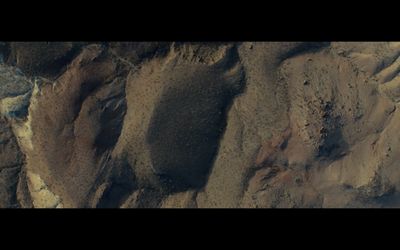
1,42,400,208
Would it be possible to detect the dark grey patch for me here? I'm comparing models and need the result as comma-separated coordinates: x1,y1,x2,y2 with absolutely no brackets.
279,42,330,62
134,188,164,208
146,47,245,192
94,79,127,156
108,42,171,65
96,159,136,208
147,85,235,191
7,42,85,79
94,97,127,156
0,165,22,208
316,101,349,160
0,42,10,63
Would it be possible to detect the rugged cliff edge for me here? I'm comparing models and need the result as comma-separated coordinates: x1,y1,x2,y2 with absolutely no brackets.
1,42,400,208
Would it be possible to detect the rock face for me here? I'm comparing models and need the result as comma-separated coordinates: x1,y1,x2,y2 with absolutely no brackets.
1,41,400,208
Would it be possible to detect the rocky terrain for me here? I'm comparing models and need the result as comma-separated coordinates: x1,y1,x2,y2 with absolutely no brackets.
1,42,400,208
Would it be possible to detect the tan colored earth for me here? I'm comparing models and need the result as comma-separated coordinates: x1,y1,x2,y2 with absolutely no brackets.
1,42,400,208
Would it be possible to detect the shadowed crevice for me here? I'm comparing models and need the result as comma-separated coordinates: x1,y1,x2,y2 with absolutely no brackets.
279,42,331,62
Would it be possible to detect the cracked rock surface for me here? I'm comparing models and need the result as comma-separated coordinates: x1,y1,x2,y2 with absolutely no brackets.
1,42,400,208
